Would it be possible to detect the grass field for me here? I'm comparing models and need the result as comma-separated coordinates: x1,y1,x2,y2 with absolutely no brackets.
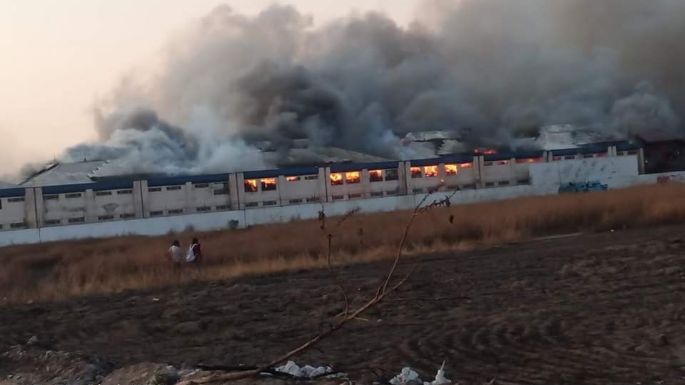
2,183,685,303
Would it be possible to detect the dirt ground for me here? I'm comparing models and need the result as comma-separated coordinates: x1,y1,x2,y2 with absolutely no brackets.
3,225,685,385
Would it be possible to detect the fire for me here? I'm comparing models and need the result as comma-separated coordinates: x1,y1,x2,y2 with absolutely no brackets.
445,164,459,176
330,172,343,185
410,167,422,178
261,178,277,191
244,179,258,192
475,148,497,155
346,171,361,184
424,165,439,177
516,157,543,164
460,163,473,169
369,169,383,182
286,176,300,182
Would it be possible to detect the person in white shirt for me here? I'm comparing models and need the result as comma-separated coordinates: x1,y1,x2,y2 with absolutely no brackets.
168,240,183,265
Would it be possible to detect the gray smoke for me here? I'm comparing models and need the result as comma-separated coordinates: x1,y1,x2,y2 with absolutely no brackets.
64,0,685,174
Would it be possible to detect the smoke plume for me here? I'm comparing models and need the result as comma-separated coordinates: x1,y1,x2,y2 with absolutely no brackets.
64,0,685,175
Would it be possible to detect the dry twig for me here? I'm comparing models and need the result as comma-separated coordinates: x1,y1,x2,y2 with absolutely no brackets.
181,191,454,385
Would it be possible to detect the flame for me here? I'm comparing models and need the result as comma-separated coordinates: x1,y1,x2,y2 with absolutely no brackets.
424,165,439,177
346,171,361,183
369,169,383,181
516,157,543,164
261,178,277,190
244,179,258,192
475,148,497,155
410,166,422,177
330,172,343,185
460,162,473,169
286,176,300,182
445,164,459,176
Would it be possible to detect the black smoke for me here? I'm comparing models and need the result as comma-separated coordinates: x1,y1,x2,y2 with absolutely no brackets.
64,0,685,174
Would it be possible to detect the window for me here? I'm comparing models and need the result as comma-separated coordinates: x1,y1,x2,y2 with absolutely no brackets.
517,179,531,185
246,202,259,208
263,200,277,206
349,193,362,199
244,179,258,193
565,155,576,160
150,211,163,217
413,188,424,194
411,167,422,178
460,163,473,169
330,173,344,186
8,197,24,203
213,183,229,195
95,191,112,196
148,187,162,192
304,175,319,180
483,161,493,166
485,182,495,187
261,178,277,191
289,199,303,204
498,181,510,186
10,222,27,229
44,219,61,226
216,205,230,211
120,213,136,219
68,217,85,224
166,186,182,191
286,176,301,182
385,169,399,181
345,171,361,184
44,195,58,200
627,150,638,155
117,190,132,195
306,197,320,203
462,184,477,190
98,215,114,221
65,193,82,199
193,183,209,188
386,189,399,196
369,169,384,182
496,160,510,166
196,206,211,212
445,164,458,176
371,192,383,197
424,166,439,177
168,209,184,215
332,195,345,200
583,154,595,158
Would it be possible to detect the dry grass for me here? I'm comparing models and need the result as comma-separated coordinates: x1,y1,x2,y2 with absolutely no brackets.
2,183,685,304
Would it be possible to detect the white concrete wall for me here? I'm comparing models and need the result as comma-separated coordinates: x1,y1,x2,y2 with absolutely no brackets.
530,155,640,190
0,197,28,228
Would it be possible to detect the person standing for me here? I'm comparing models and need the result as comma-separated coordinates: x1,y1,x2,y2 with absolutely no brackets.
168,240,183,266
186,237,202,264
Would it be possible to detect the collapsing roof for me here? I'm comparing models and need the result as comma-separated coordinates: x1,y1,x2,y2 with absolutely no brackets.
21,160,109,187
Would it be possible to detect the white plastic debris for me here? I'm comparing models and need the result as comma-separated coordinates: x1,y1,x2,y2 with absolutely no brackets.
389,363,451,385
274,361,334,378
424,361,450,385
390,367,422,385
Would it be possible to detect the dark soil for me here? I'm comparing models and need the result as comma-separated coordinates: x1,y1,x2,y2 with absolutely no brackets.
3,226,685,385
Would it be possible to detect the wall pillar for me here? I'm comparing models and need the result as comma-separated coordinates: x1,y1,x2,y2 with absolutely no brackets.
84,189,97,223
133,180,146,218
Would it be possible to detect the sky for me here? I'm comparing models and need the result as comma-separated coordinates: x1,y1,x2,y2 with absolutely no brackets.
0,0,419,177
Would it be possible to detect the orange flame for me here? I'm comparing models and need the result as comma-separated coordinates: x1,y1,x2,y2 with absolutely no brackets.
244,179,258,192
445,164,459,176
410,166,422,178
475,148,497,155
330,173,343,185
369,169,383,181
459,163,473,169
261,178,277,190
424,165,439,177
346,171,361,184
286,176,300,182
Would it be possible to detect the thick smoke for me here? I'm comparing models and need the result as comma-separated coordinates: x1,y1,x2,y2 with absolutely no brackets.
65,0,685,174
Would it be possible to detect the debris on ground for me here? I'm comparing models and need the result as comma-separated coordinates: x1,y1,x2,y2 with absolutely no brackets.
273,361,336,378
389,362,451,385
